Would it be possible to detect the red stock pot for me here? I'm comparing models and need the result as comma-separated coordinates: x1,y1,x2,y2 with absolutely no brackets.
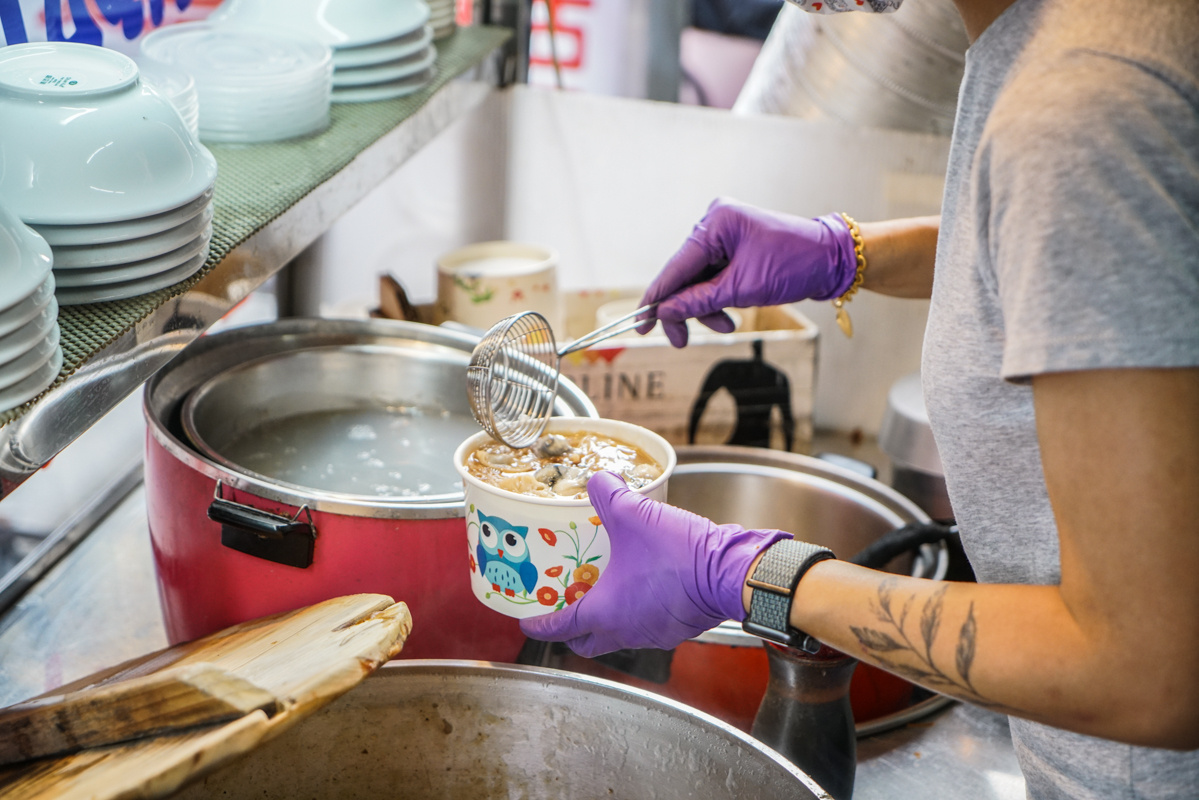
142,318,598,660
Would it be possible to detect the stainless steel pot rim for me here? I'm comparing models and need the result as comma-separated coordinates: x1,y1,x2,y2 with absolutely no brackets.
144,318,599,520
673,445,947,581
371,659,827,792
180,344,476,507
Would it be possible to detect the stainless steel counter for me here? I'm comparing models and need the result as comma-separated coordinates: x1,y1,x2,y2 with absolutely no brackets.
0,478,1025,798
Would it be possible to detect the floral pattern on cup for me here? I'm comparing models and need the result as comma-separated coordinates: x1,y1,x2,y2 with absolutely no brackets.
466,504,607,615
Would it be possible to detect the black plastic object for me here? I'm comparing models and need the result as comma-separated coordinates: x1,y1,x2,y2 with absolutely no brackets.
752,643,858,800
849,521,958,571
209,495,316,569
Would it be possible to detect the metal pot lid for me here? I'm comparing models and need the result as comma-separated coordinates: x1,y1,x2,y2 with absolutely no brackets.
878,371,944,476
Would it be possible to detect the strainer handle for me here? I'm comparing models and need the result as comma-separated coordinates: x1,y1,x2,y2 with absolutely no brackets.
559,303,658,356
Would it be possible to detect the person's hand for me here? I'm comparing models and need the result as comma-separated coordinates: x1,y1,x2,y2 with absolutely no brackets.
641,198,859,346
519,471,791,657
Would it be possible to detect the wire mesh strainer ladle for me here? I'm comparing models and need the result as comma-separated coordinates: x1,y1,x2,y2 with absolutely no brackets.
467,303,656,447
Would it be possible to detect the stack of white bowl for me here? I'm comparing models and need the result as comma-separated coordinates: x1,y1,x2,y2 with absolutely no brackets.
141,22,333,144
0,202,62,413
208,0,437,104
428,0,457,41
0,43,217,306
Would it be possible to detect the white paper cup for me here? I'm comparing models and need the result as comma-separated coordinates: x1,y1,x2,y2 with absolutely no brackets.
435,241,560,332
453,417,676,619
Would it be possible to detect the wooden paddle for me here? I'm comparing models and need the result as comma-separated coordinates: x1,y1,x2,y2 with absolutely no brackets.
0,594,413,800
0,663,280,766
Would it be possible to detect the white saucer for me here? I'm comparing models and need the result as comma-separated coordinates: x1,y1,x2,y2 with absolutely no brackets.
0,202,53,312
51,205,214,269
55,250,208,305
332,67,435,103
332,45,436,87
31,188,213,247
0,345,62,413
0,324,60,386
54,227,211,288
332,25,433,69
0,275,55,339
0,297,57,365
210,0,430,49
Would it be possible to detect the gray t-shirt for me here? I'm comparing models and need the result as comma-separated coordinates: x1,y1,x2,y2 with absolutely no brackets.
922,0,1199,797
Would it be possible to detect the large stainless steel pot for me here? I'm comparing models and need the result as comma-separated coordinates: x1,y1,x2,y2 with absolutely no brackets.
169,661,832,800
143,318,597,661
879,371,954,521
548,445,952,736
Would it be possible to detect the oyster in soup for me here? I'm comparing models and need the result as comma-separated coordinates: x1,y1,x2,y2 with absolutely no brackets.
465,432,663,500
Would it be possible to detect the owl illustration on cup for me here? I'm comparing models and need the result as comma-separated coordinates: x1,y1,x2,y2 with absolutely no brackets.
476,510,539,597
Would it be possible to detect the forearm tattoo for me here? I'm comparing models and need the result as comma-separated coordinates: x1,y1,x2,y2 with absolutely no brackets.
850,578,1000,709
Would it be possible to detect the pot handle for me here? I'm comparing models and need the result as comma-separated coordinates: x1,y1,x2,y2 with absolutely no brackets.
209,483,317,569
848,521,958,571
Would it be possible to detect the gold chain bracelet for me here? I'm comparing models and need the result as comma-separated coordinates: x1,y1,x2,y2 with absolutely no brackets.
832,212,866,338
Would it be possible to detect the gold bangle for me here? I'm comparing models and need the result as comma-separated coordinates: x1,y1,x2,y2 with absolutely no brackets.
832,212,866,338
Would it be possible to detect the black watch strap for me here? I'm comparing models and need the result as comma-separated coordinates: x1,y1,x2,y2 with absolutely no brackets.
742,539,835,654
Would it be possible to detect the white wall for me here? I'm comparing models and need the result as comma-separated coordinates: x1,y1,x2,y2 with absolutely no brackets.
503,86,951,433
308,90,510,316
309,85,952,434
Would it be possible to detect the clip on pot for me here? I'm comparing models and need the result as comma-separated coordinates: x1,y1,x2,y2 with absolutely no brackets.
208,482,317,569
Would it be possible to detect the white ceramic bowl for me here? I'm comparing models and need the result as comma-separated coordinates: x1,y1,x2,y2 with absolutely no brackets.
0,275,55,339
330,66,435,103
30,189,213,247
0,297,58,365
210,0,431,48
0,200,53,312
0,344,62,413
331,25,433,69
332,44,436,88
0,43,217,226
50,205,213,269
454,417,676,620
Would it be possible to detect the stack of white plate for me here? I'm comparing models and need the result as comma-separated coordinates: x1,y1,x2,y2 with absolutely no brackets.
0,43,218,306
209,0,437,104
136,56,200,139
0,202,62,413
141,22,333,143
428,0,457,41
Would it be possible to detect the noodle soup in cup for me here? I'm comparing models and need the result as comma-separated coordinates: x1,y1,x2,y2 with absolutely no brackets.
453,418,676,619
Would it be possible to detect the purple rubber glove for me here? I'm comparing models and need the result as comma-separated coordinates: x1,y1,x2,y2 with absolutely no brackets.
641,198,859,347
519,471,792,657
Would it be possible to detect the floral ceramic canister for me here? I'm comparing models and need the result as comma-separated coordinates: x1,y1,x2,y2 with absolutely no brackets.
434,241,561,334
453,417,675,619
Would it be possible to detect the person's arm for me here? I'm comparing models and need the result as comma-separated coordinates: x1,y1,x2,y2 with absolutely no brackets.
858,216,940,299
779,366,1199,749
638,198,939,347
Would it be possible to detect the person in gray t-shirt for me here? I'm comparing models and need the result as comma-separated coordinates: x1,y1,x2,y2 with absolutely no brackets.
520,0,1199,797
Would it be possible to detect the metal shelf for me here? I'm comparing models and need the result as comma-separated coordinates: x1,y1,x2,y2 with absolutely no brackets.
0,34,506,502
